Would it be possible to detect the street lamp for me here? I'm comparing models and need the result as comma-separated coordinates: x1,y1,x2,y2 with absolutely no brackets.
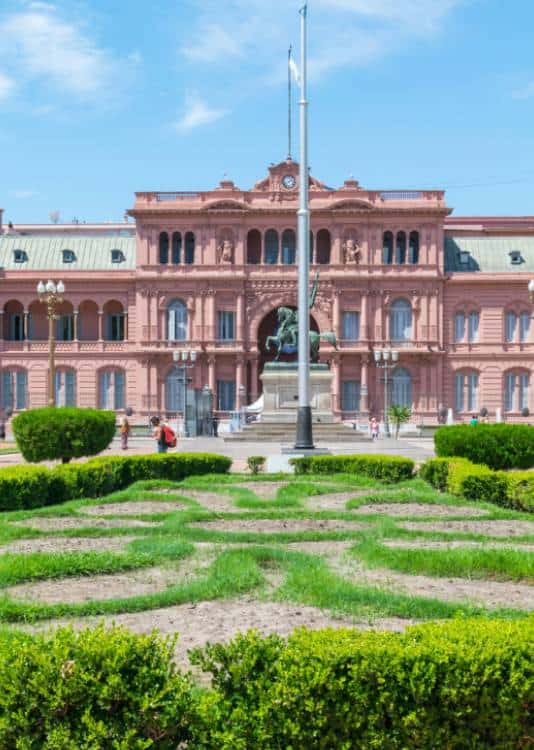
373,348,399,438
37,279,65,407
173,349,197,437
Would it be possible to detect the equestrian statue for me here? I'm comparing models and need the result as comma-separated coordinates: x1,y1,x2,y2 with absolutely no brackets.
265,271,337,362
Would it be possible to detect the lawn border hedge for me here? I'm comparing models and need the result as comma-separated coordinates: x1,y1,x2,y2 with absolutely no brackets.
434,423,534,470
291,454,414,483
0,453,232,511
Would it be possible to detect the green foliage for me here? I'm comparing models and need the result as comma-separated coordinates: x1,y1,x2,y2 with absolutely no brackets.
12,408,116,463
418,457,455,491
291,454,414,483
247,456,266,475
434,424,534,470
0,453,232,512
191,620,534,749
505,472,534,512
0,625,195,749
388,404,412,439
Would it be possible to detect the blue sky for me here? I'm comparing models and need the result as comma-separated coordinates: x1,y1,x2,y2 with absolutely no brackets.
3,0,534,223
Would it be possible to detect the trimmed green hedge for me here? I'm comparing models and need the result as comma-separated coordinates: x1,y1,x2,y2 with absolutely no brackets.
12,407,116,463
0,453,232,511
420,456,532,512
291,454,414,483
192,619,534,749
434,424,534,470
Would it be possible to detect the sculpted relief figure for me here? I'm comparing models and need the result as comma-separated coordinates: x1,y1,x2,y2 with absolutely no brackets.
217,239,234,264
343,237,361,264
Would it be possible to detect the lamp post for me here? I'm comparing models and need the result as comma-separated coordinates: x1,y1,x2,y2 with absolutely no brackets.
37,279,65,407
173,349,197,437
373,348,399,438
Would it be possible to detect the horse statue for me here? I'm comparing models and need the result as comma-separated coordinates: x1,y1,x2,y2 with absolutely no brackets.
265,271,337,362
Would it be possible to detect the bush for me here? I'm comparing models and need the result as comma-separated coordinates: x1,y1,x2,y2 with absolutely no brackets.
12,407,116,463
0,625,195,749
247,456,266,475
0,453,232,511
192,620,534,749
291,454,414,483
502,472,534,512
434,424,534,470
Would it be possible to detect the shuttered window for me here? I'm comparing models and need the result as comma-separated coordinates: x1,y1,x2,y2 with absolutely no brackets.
341,312,360,341
341,381,360,412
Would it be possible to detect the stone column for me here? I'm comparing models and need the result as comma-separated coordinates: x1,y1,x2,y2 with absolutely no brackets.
236,356,245,407
331,355,341,413
0,311,4,341
208,355,216,394
360,355,369,415
331,227,342,265
207,292,216,341
360,293,368,341
236,293,244,342
249,357,259,402
23,310,29,341
123,313,128,341
73,309,79,341
98,311,103,342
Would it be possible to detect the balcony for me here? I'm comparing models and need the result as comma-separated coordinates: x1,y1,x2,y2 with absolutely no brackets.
0,340,129,353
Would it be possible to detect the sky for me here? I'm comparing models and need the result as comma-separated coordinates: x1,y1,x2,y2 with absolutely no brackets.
3,0,534,223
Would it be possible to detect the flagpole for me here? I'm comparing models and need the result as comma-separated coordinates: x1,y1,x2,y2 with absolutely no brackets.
288,46,292,160
295,3,314,449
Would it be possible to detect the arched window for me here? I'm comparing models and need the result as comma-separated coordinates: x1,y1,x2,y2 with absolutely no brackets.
455,371,479,413
184,232,195,264
172,232,182,265
454,312,465,343
165,366,186,412
103,301,125,341
468,311,479,342
264,229,279,264
281,229,296,264
55,369,76,407
455,309,479,343
409,231,419,264
383,232,393,264
1,369,27,411
396,231,407,264
316,229,331,264
505,371,529,412
247,229,261,264
99,369,126,410
392,368,412,408
505,310,531,343
167,299,188,341
390,299,412,341
159,232,169,265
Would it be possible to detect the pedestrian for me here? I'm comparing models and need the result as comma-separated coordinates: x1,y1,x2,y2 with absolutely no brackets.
150,416,167,453
119,416,131,450
370,416,379,441
470,414,479,426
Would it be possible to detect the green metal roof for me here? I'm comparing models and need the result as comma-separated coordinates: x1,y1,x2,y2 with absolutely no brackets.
0,236,136,271
445,236,534,273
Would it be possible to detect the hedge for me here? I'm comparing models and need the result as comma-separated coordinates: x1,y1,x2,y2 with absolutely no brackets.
291,454,414,483
192,619,534,749
0,453,232,511
12,407,116,463
419,457,532,512
434,424,534,470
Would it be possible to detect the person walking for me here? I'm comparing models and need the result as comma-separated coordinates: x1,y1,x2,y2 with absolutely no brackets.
470,414,479,426
119,416,131,450
370,416,379,441
150,416,167,453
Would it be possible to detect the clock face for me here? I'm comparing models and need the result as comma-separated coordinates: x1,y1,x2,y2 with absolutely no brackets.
282,174,297,189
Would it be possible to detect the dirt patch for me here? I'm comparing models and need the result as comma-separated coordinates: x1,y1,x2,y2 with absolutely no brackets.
12,517,160,532
233,482,289,500
304,492,371,512
283,540,354,557
353,503,487,518
80,502,187,516
383,540,534,552
183,491,244,514
191,518,369,534
400,520,534,538
0,536,137,556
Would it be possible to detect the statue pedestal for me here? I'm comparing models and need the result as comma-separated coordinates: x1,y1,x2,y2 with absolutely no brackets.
260,363,333,423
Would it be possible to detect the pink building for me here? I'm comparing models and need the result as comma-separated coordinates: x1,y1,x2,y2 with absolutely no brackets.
1,158,534,425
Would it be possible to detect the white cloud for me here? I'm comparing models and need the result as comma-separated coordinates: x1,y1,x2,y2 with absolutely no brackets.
182,24,245,63
173,91,229,133
12,189,36,199
512,82,534,100
0,71,15,100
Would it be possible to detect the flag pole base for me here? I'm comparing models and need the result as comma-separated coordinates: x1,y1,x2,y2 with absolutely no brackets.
294,406,314,449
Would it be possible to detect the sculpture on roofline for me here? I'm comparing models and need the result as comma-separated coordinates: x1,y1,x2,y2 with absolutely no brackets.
343,237,361,264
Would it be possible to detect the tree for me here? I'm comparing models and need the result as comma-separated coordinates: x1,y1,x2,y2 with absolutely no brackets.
388,404,412,439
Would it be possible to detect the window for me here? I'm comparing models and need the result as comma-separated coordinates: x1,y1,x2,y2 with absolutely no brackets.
246,229,262,264
184,232,195,264
505,311,517,342
390,299,412,341
111,249,125,263
99,370,125,410
1,370,27,411
391,368,412,408
408,231,419,264
509,250,523,265
172,232,182,264
264,229,279,264
395,231,407,265
167,299,188,341
520,312,530,342
107,314,125,341
165,366,186,412
505,372,529,412
281,229,296,265
468,311,479,342
458,251,470,266
217,380,236,411
55,370,76,407
341,381,360,412
56,315,74,341
217,311,235,341
316,229,331,265
467,373,478,411
341,311,360,341
382,232,393,264
455,373,465,412
159,232,169,264
62,249,76,263
13,249,27,263
455,372,478,412
454,312,465,343
8,313,24,341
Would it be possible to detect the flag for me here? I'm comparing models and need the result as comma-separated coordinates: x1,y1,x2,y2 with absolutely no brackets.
289,50,300,87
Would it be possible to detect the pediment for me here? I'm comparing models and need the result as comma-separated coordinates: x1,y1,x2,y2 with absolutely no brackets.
330,199,375,211
205,199,248,211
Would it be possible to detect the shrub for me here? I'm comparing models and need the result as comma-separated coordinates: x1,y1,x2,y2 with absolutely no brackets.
291,454,414,483
503,471,534,512
0,625,195,749
0,453,232,511
418,457,454,491
247,456,266,475
434,424,534,470
12,407,116,464
192,620,534,750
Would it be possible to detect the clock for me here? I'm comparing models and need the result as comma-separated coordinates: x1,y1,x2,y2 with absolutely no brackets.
282,174,297,190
